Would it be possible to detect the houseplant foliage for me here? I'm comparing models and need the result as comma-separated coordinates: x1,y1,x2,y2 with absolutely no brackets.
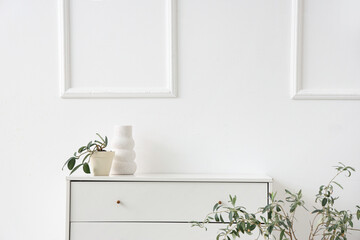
192,163,360,240
62,133,109,175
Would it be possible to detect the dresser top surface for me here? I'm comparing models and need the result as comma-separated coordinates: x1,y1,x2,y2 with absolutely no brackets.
67,173,272,182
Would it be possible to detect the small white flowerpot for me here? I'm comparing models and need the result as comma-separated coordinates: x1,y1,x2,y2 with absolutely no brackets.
90,151,115,176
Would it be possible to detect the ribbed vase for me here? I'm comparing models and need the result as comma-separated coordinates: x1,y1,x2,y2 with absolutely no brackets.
110,125,137,175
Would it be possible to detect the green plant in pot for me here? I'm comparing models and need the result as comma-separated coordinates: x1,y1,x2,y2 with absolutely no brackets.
192,163,360,240
62,133,114,176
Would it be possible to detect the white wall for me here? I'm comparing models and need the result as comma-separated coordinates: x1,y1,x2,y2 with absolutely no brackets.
0,0,359,239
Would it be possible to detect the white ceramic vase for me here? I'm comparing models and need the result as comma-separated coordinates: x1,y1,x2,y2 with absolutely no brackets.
110,125,137,175
90,151,115,176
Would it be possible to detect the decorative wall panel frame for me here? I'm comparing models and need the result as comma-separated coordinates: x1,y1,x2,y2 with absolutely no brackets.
59,0,177,98
290,0,360,100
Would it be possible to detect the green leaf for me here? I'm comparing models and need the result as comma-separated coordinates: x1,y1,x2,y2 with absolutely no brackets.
290,204,296,213
62,156,76,170
267,225,274,234
280,229,285,240
322,198,328,206
262,204,270,213
213,203,219,212
82,153,91,163
285,189,293,196
241,222,245,233
357,209,360,220
346,166,355,172
219,214,224,223
83,162,90,174
70,164,83,175
249,224,256,231
67,158,76,170
96,133,105,142
332,181,343,189
238,222,244,233
86,141,93,149
78,146,86,153
270,192,276,201
312,209,323,214
286,218,292,228
104,136,108,147
231,195,237,206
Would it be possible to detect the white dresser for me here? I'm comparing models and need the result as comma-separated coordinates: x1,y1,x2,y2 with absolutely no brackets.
66,174,272,240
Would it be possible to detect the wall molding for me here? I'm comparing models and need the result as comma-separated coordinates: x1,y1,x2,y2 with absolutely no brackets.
290,0,360,100
59,0,177,98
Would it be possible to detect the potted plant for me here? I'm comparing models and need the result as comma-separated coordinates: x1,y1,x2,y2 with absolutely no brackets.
192,163,360,240
62,133,115,176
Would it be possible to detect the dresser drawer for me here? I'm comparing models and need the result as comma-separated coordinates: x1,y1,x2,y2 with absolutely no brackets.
70,181,268,222
70,222,257,240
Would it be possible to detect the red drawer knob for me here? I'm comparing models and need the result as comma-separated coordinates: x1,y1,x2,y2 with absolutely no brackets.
117,200,121,204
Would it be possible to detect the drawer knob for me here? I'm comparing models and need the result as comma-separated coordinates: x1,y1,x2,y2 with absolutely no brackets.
116,200,121,204
218,201,222,204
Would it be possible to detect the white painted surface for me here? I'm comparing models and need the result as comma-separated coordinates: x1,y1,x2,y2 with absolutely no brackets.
291,0,360,99
68,176,268,239
1,0,360,240
70,181,268,222
59,0,177,98
67,173,272,182
70,223,256,240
